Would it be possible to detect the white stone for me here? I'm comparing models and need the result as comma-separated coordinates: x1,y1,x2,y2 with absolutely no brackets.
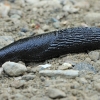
2,61,27,76
39,70,79,78
39,64,51,69
58,63,72,70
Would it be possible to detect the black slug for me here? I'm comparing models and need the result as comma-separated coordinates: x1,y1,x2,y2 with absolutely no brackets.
0,27,100,65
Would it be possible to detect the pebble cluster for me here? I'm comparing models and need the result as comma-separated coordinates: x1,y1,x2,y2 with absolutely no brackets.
0,0,100,100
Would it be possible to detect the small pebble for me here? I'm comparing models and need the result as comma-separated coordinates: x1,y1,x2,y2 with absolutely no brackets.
47,88,66,99
20,28,28,33
88,51,99,61
53,22,60,29
10,14,21,19
61,21,69,26
94,82,100,92
18,32,26,36
2,61,27,76
58,63,72,70
10,80,25,89
42,24,49,31
39,64,51,69
71,81,80,89
51,18,59,22
30,23,35,28
22,74,35,81
85,57,91,63
78,77,88,84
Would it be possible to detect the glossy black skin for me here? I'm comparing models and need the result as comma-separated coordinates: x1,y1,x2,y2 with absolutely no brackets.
0,27,100,65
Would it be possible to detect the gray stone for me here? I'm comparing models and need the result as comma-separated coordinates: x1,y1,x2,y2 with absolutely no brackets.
88,51,99,61
11,14,21,19
2,62,27,76
74,62,96,73
53,22,60,29
22,74,35,81
18,32,26,36
51,18,59,22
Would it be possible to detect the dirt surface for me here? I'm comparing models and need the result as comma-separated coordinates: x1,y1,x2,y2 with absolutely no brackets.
0,0,100,100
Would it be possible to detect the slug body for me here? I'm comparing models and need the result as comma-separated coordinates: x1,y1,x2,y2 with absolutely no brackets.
0,27,100,65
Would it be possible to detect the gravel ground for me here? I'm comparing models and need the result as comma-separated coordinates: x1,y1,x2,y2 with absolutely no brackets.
0,0,100,100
